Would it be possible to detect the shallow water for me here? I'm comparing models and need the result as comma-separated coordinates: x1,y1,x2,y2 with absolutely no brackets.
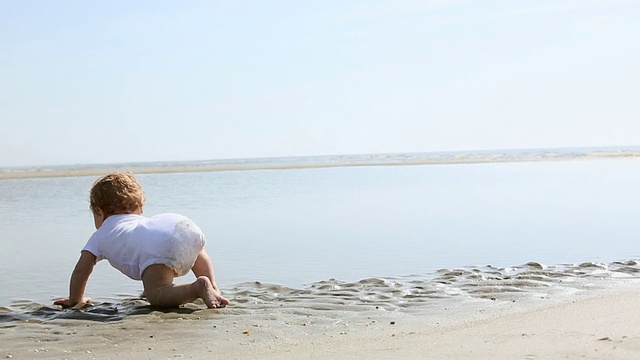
1,157,640,311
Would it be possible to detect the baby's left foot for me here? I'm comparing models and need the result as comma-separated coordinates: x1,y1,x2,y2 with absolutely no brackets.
195,276,229,308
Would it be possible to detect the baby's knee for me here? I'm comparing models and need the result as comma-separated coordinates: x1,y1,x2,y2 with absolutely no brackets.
143,285,163,305
194,276,213,289
144,285,175,307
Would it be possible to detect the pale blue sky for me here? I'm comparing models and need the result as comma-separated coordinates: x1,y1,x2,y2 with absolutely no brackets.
1,1,638,167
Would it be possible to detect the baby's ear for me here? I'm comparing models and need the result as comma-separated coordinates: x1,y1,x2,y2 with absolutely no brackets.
93,207,105,217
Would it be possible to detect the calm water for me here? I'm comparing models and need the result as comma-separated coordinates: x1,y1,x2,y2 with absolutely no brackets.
1,158,640,306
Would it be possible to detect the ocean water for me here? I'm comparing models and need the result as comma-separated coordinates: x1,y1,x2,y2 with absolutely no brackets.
2,156,640,309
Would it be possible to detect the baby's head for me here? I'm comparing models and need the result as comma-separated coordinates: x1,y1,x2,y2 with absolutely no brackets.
90,172,146,221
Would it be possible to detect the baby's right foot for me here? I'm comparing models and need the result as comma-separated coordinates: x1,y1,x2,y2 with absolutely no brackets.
196,276,230,308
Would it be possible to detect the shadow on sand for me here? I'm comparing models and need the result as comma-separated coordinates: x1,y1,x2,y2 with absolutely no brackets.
0,299,199,323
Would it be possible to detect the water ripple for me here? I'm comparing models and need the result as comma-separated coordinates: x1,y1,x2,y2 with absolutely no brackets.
2,259,640,323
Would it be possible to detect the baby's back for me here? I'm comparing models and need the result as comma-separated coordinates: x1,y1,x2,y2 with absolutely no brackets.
84,213,206,280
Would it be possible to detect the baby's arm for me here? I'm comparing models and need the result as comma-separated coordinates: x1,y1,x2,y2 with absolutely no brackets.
55,250,96,307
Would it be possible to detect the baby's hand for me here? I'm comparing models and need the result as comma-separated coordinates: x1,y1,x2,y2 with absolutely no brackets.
54,297,92,309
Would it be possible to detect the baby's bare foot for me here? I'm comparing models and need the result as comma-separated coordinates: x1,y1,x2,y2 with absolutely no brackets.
196,276,230,308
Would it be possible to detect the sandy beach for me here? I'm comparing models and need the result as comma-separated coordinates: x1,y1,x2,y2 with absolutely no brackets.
3,152,640,359
2,281,639,360
4,0,640,357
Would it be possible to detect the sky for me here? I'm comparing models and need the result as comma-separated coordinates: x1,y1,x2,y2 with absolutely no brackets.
1,0,639,167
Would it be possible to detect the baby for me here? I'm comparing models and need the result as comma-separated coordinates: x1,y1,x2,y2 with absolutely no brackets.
55,172,229,309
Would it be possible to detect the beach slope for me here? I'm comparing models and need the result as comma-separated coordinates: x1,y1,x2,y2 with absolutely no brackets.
2,288,640,359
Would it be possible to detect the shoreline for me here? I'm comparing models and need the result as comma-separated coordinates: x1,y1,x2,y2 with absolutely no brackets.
2,283,639,359
2,149,640,180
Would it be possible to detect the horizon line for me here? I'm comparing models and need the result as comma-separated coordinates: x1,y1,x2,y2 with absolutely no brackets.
2,145,640,181
3,144,640,171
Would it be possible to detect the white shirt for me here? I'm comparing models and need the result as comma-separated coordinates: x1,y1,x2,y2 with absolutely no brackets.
83,213,205,280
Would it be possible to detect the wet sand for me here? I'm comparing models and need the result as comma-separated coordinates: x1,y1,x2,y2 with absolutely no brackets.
2,262,640,359
2,286,640,359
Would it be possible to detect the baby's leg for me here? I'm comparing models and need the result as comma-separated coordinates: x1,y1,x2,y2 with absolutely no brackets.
141,264,226,308
192,250,230,306
191,250,218,288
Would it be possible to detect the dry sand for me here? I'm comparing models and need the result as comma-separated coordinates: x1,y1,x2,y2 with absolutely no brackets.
2,284,639,359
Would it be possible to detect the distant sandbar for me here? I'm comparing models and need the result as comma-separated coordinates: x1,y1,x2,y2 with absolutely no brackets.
2,149,640,180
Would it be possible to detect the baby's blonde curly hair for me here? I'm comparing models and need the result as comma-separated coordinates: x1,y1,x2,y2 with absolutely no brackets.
90,172,146,216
